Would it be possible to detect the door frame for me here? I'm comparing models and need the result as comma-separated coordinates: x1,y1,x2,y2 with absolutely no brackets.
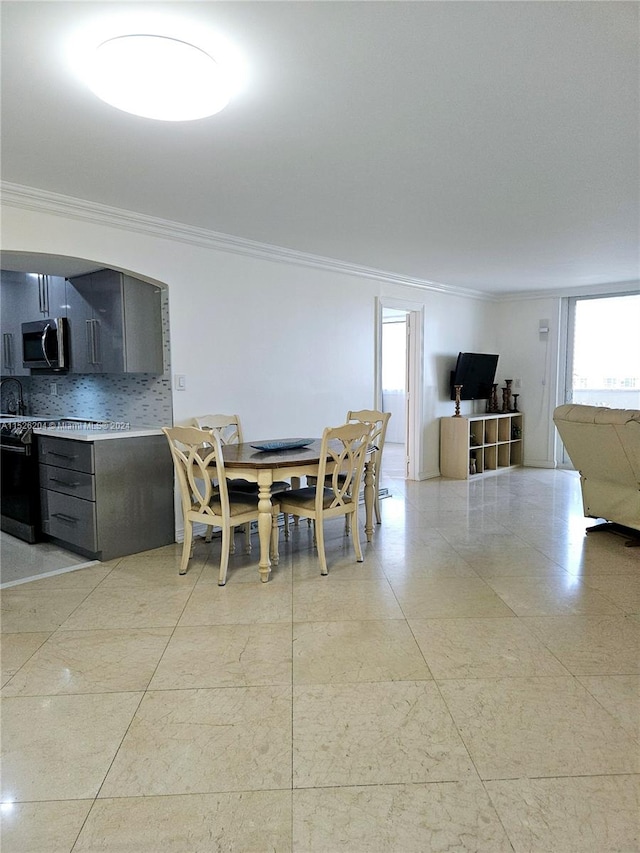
375,296,424,480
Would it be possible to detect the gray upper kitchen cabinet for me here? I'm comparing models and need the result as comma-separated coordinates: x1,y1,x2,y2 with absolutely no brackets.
15,272,68,321
1,271,67,375
35,274,68,319
1,271,34,376
66,269,164,374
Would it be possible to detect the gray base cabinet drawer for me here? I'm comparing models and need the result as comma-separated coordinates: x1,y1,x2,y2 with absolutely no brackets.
39,463,96,501
40,489,98,553
39,436,94,473
37,433,174,561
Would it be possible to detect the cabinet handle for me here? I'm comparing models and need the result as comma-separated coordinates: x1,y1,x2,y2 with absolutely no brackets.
2,333,13,370
47,451,78,460
2,444,28,455
91,319,100,364
86,319,100,364
51,512,79,524
38,274,50,315
85,319,93,363
49,478,81,487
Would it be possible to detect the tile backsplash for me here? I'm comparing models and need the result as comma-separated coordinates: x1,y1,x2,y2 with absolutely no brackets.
22,372,173,426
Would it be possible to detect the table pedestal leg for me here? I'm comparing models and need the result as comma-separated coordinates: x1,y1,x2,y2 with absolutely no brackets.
364,460,374,543
257,478,273,582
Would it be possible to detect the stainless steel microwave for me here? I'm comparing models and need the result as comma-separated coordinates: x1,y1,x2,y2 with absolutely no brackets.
22,318,69,371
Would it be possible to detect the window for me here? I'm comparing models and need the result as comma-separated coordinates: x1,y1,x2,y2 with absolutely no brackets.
566,293,640,409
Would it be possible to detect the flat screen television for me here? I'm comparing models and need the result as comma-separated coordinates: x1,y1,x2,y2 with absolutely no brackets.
449,352,499,400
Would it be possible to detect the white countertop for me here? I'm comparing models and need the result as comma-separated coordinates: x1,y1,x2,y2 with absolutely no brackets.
1,415,164,441
34,425,163,441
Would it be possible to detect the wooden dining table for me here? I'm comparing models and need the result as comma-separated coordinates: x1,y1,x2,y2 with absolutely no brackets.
222,439,375,582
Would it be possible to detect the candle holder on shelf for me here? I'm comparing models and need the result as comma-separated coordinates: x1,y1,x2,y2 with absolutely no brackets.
453,385,463,417
487,383,500,413
512,393,519,412
502,379,513,412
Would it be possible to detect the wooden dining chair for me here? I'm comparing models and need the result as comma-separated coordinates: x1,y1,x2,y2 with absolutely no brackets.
306,409,391,528
192,413,290,494
163,426,280,585
346,409,391,525
278,422,373,575
192,413,244,445
192,413,291,540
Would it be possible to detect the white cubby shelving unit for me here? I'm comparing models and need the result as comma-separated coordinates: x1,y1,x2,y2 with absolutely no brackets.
440,412,523,479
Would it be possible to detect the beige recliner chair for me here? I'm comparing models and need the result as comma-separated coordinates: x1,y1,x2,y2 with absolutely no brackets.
553,404,640,543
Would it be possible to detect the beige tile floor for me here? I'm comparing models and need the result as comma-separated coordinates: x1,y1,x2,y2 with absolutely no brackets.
1,465,639,852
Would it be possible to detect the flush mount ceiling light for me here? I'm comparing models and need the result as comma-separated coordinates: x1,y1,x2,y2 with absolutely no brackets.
67,16,247,121
68,14,248,122
85,34,233,121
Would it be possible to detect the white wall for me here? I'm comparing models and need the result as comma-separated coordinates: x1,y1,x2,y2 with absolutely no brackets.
494,296,562,467
1,198,507,480
419,288,498,476
167,246,378,437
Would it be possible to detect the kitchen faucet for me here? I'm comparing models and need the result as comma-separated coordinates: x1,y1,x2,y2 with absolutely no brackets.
0,377,26,416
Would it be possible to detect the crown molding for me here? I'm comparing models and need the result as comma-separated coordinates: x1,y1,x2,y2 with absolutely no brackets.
1,181,492,301
500,279,640,301
8,182,631,302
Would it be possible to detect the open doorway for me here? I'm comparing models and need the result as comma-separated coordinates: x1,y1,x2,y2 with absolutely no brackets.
381,308,409,477
377,298,423,480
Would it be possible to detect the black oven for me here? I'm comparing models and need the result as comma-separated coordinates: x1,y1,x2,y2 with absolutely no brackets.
22,318,69,371
0,424,41,542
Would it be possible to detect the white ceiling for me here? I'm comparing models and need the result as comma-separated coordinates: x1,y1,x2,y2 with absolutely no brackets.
1,1,638,294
